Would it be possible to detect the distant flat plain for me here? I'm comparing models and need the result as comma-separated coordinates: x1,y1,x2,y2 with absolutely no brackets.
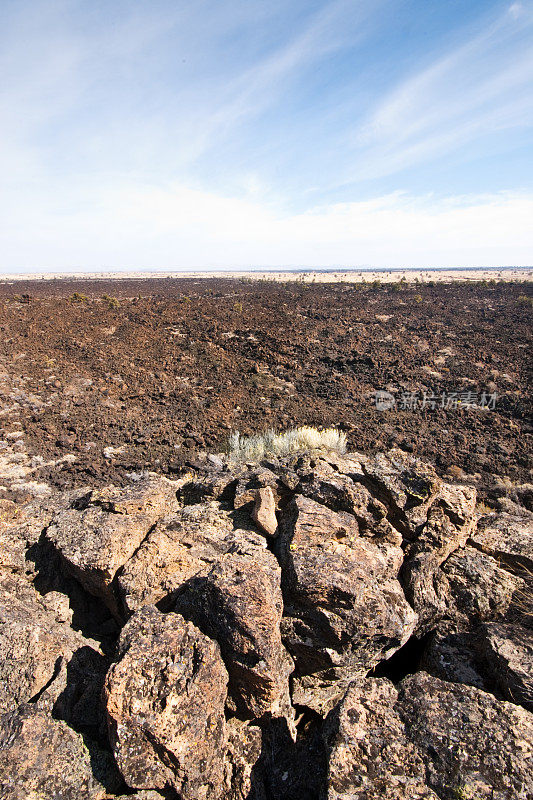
1,267,532,283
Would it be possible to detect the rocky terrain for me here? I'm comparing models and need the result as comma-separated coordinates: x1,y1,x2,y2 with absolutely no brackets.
0,278,531,504
0,446,532,799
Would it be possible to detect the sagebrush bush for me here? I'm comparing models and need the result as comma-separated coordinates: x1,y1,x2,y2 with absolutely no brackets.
228,426,347,463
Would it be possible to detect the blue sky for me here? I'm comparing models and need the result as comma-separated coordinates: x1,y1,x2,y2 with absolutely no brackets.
1,0,532,271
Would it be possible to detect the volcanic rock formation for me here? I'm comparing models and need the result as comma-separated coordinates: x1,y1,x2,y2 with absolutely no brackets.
0,449,532,799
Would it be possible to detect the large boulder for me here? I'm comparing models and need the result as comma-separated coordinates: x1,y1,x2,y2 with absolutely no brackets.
323,678,438,799
45,475,180,617
479,622,533,711
277,495,417,712
0,571,101,715
104,605,228,799
175,540,293,720
117,502,240,616
0,704,121,800
398,672,533,799
323,673,533,800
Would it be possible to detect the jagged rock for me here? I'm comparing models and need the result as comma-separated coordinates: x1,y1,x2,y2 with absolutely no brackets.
0,704,122,799
252,486,278,536
105,605,228,799
46,475,180,617
234,467,280,509
323,678,438,799
480,622,533,710
397,672,533,800
0,571,101,715
442,546,525,627
359,448,442,533
0,489,87,574
223,719,267,800
118,501,261,616
402,482,477,633
175,543,294,720
278,495,417,713
421,628,487,689
324,673,533,800
297,466,401,545
470,512,533,575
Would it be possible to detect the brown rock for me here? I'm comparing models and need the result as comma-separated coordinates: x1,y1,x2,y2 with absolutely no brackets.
480,622,533,710
105,605,228,799
118,501,259,616
278,495,417,712
443,546,525,628
46,475,180,617
359,448,442,533
323,678,438,799
252,486,278,536
421,626,488,689
398,672,533,800
324,673,533,800
298,468,400,545
0,571,100,715
222,719,267,800
470,512,533,575
0,704,121,799
175,544,294,720
402,482,477,633
233,467,279,509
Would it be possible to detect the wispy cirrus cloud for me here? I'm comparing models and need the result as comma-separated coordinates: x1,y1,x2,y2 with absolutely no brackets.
340,1,533,184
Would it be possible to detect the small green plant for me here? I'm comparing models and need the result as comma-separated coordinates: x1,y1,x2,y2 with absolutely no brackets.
233,301,243,313
517,294,533,307
228,426,347,463
70,292,88,303
101,294,120,309
390,282,402,292
414,294,423,303
452,784,478,800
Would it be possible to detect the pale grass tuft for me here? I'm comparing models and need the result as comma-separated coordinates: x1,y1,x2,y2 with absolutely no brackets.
228,426,347,463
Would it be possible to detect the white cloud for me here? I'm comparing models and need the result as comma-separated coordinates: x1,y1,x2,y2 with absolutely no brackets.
2,183,532,271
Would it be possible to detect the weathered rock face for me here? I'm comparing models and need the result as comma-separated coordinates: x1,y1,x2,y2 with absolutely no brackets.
0,704,121,800
470,512,533,575
442,546,525,628
324,673,533,800
45,475,180,617
401,482,477,633
277,494,417,712
175,541,293,720
358,448,442,532
222,719,267,800
323,679,438,799
117,502,240,616
480,622,533,710
0,571,100,715
398,672,533,800
104,605,228,799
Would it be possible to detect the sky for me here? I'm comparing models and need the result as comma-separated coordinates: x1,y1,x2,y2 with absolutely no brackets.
1,0,533,272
